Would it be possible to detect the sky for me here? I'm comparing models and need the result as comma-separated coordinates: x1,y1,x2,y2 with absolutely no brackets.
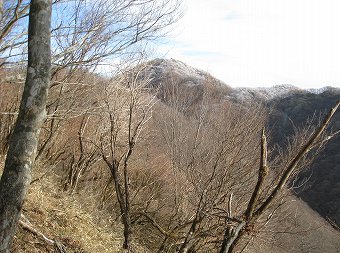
155,0,340,89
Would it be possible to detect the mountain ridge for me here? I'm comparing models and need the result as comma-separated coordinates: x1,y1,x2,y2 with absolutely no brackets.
145,58,339,102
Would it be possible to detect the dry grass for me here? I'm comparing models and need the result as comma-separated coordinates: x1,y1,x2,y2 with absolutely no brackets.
0,159,149,253
1,155,340,253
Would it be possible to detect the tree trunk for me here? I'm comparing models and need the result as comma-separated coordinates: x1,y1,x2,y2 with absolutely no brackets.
122,212,132,250
0,0,51,252
219,222,246,253
178,217,200,253
106,161,132,251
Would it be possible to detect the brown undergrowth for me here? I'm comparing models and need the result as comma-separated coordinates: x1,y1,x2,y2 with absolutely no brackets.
0,159,149,253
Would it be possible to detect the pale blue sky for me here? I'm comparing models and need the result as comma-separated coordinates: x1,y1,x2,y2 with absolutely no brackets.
155,0,340,88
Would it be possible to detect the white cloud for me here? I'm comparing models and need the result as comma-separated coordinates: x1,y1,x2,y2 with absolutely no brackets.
155,0,340,88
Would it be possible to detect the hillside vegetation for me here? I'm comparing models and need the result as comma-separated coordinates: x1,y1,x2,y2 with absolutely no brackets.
0,59,340,252
0,159,150,253
269,89,340,225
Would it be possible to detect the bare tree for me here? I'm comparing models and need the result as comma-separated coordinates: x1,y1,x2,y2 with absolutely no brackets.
218,100,340,253
0,0,182,68
95,64,155,250
0,0,182,163
139,76,266,252
0,0,51,252
0,0,30,65
64,114,102,192
144,73,340,253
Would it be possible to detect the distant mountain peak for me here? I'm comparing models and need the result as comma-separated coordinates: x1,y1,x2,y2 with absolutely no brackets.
143,58,339,104
147,58,222,86
144,58,231,91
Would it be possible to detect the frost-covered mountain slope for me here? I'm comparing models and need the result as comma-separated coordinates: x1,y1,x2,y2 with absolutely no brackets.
148,58,208,86
144,58,339,103
226,84,301,102
140,59,232,111
144,59,303,103
144,58,229,89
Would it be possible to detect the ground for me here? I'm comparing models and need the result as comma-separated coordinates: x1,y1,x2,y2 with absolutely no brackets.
0,158,148,253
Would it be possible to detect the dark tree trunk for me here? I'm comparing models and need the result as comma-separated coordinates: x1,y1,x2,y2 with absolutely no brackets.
0,0,52,252
104,160,132,251
122,212,132,250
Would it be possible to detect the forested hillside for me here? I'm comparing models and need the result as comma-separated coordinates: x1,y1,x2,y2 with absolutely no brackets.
1,0,339,252
1,57,339,252
144,59,340,228
268,88,340,225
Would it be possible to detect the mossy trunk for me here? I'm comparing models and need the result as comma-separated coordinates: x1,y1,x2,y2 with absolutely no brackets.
0,0,51,252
